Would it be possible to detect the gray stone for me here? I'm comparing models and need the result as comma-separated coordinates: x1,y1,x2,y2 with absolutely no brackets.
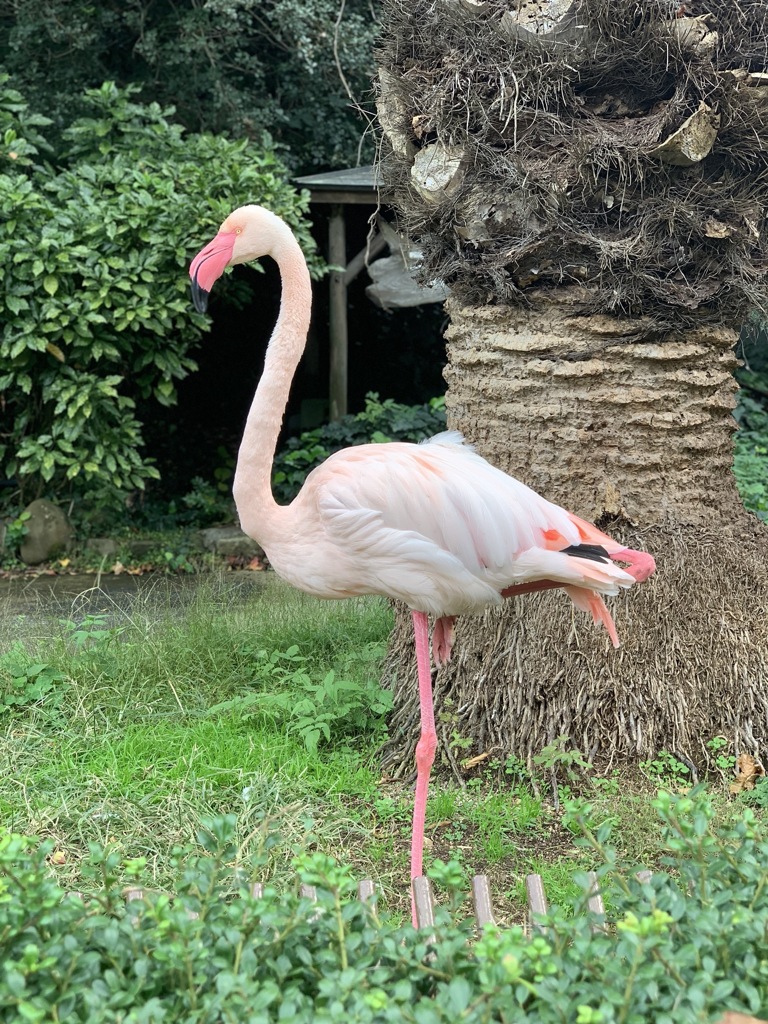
19,499,73,564
124,539,156,558
198,525,263,558
84,537,119,558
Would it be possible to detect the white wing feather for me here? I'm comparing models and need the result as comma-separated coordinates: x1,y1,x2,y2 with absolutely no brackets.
274,433,633,617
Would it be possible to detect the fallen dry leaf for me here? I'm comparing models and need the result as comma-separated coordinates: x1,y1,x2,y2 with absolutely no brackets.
729,752,766,794
50,850,67,865
461,751,491,770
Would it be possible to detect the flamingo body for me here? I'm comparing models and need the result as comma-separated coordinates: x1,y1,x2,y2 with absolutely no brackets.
189,204,656,926
261,431,635,619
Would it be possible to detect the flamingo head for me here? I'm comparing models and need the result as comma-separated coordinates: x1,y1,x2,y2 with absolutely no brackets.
189,204,286,313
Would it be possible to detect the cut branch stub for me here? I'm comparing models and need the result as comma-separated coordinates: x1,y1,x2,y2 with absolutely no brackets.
667,15,718,55
377,68,417,160
498,0,579,41
411,144,467,204
649,101,720,166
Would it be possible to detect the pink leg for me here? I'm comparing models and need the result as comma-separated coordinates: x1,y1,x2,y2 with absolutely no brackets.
410,609,437,926
432,615,456,666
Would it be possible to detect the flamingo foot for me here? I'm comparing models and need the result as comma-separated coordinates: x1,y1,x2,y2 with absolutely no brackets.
611,547,656,582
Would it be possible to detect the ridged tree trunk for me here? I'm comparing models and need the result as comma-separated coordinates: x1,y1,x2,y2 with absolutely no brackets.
381,291,768,775
376,0,768,776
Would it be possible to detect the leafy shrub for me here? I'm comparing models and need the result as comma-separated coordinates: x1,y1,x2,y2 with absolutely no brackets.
273,393,447,503
1,789,768,1023
0,78,317,518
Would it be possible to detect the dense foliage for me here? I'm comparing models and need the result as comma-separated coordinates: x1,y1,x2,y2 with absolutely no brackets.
0,78,317,518
0,0,378,171
1,789,767,1022
734,371,768,522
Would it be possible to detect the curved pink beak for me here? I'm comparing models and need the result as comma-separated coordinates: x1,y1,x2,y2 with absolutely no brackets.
189,230,237,312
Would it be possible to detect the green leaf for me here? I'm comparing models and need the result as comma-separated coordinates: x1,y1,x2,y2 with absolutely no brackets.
42,274,59,296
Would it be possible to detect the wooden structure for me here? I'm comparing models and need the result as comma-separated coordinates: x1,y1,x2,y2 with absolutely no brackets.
293,166,384,421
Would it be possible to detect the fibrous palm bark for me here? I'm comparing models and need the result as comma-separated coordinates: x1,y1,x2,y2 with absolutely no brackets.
377,0,768,774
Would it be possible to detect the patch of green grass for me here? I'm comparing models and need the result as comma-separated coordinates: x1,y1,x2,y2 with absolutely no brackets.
1,571,766,927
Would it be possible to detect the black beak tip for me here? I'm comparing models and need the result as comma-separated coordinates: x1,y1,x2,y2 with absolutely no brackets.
190,277,209,314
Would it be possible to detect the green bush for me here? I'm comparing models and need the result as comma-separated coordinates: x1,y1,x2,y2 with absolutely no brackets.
273,394,447,503
734,368,768,522
1,789,767,1023
0,78,318,518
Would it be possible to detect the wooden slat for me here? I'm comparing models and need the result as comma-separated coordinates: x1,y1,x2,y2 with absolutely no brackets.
716,1015,768,1024
299,884,317,902
123,887,144,903
412,876,436,930
525,873,549,934
250,882,264,899
471,874,496,928
635,869,653,885
357,879,376,903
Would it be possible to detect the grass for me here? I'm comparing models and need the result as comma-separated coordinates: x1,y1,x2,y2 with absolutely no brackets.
1,571,766,925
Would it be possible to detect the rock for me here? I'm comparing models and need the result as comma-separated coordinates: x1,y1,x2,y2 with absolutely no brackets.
19,499,73,565
198,525,263,558
84,537,119,558
124,539,156,559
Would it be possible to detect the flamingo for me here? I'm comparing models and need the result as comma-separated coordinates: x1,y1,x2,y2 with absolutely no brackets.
189,205,656,924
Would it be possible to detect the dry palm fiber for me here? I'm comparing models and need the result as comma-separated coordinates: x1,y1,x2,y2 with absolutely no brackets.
377,0,768,331
380,519,768,774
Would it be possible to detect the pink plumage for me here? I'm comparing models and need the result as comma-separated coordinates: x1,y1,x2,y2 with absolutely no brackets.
190,205,656,926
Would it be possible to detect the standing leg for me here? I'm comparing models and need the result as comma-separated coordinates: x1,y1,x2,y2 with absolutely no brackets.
410,610,437,926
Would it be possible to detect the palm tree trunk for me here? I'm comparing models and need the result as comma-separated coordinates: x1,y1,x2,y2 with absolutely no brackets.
381,291,768,777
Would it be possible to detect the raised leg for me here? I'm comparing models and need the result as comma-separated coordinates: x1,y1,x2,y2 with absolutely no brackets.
410,609,437,926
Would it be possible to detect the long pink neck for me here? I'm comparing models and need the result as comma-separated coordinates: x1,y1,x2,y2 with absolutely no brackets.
232,231,312,544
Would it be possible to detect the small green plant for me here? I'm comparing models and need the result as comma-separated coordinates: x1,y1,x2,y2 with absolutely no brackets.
62,613,126,651
533,735,591,782
0,643,67,717
3,510,30,550
206,644,393,753
639,750,690,785
743,777,768,808
590,769,622,796
706,735,736,777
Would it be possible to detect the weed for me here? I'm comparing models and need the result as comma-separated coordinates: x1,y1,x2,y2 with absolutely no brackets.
706,735,736,776
0,643,68,718
206,643,393,753
639,750,690,786
4,509,30,549
533,735,591,783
